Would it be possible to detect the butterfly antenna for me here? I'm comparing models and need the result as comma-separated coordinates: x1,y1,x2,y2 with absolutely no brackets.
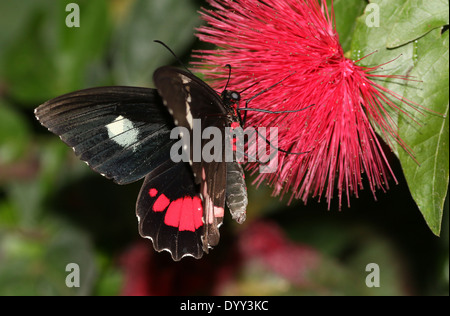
238,72,303,125
238,104,315,114
222,64,232,93
253,129,311,157
154,40,194,75
239,81,260,94
242,72,295,109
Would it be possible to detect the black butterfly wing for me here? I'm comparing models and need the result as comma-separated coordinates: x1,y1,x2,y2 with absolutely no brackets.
153,66,229,252
136,159,204,261
36,86,206,260
35,86,175,185
153,67,228,129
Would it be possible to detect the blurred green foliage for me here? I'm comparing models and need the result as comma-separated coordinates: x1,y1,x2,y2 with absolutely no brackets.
0,0,448,296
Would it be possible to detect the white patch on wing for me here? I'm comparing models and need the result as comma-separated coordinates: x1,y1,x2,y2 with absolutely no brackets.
214,206,224,218
202,178,223,224
179,73,192,84
184,82,193,128
202,180,211,224
185,102,193,128
106,115,139,150
202,168,206,180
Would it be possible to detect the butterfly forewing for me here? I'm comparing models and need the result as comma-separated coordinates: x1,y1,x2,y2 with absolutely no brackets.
35,86,176,185
153,67,228,128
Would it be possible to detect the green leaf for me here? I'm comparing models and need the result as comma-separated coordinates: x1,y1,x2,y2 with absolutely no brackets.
351,0,415,120
351,0,415,154
351,0,449,235
387,0,450,48
332,0,367,53
399,29,449,236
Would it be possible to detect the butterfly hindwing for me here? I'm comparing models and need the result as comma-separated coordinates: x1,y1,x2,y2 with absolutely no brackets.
35,86,176,185
136,159,204,261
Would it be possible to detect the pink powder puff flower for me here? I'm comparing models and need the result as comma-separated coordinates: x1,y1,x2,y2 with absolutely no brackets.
192,0,423,208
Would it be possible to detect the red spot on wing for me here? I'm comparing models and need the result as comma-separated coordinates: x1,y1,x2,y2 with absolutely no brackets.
152,193,170,212
179,198,195,231
148,187,203,232
164,196,203,232
164,199,183,228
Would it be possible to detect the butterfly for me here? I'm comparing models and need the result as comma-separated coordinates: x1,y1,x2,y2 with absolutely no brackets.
35,66,248,261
